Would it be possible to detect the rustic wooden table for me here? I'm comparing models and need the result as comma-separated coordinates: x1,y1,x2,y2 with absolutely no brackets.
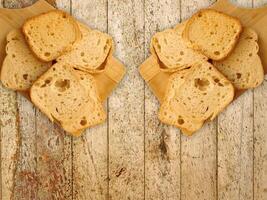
0,0,266,199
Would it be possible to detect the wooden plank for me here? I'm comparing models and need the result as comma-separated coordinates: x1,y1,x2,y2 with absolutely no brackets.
2,1,38,199
1,1,72,199
0,86,19,199
71,0,108,199
254,78,267,200
180,1,217,200
71,0,107,32
34,1,72,199
0,3,19,200
253,1,267,200
35,115,72,200
3,0,36,8
217,1,258,200
218,93,254,200
12,95,38,200
108,0,145,199
253,0,267,7
144,1,181,199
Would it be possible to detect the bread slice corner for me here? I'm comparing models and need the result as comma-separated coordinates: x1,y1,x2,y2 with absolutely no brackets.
57,22,113,73
150,26,207,72
213,27,264,89
0,29,51,91
182,9,242,60
22,10,81,62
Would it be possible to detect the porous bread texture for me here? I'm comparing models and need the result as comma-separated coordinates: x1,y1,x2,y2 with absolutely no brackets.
213,28,264,89
30,63,106,135
57,23,113,73
1,29,51,91
158,61,234,135
22,10,81,62
182,9,242,60
158,69,204,134
150,24,207,72
64,70,107,135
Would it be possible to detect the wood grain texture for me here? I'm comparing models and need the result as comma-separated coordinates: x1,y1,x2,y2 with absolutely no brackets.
0,2,19,199
253,2,267,199
71,0,108,199
217,1,254,200
217,1,267,200
254,76,267,200
34,1,72,199
218,92,254,200
1,1,72,200
0,0,267,200
217,0,254,198
144,0,181,199
3,0,36,8
108,0,145,199
12,95,37,200
2,1,38,199
35,115,72,200
0,86,19,200
180,1,217,200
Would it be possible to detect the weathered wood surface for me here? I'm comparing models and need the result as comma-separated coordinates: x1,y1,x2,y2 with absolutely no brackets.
0,0,266,200
71,1,109,199
108,1,145,199
217,0,253,199
180,1,217,200
2,1,73,200
144,1,181,199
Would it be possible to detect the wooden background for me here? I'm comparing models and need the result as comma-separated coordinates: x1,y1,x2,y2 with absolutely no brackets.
0,0,267,199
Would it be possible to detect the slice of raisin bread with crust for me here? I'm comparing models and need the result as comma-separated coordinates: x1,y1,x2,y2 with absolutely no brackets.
1,29,51,91
150,25,207,72
213,28,264,89
182,9,242,60
57,23,113,73
30,63,106,135
159,61,234,134
22,10,81,62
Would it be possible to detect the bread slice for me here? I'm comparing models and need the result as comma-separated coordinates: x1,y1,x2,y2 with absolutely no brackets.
57,23,113,73
61,70,107,135
158,69,204,135
22,10,81,62
213,28,264,89
182,9,242,60
0,29,51,91
151,25,207,72
158,61,234,134
30,63,106,135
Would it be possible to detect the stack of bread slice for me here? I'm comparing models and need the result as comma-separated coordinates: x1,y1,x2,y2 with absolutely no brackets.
0,10,119,136
148,9,264,135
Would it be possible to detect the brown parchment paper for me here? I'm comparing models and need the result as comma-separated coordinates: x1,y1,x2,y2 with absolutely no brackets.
0,0,126,103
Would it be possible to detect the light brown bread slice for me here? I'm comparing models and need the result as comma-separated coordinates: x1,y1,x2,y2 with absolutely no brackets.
183,9,242,60
22,10,81,62
159,61,234,134
151,25,207,72
30,63,106,135
158,69,204,135
213,28,264,89
1,29,51,91
57,23,113,73
63,70,107,135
